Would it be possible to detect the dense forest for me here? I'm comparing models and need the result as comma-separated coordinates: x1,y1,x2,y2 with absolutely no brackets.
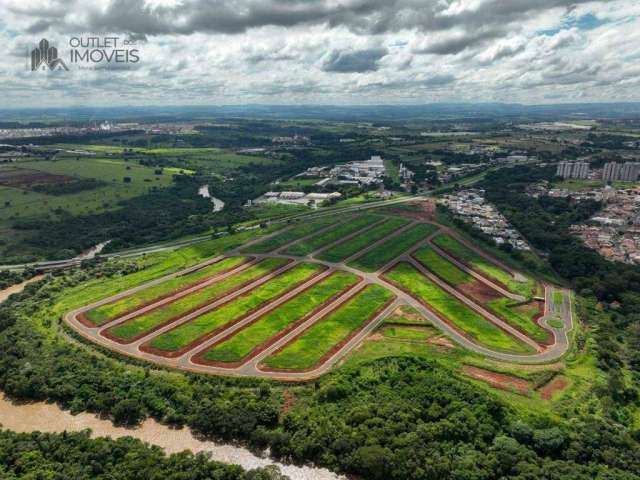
0,429,283,479
479,165,640,409
0,265,639,479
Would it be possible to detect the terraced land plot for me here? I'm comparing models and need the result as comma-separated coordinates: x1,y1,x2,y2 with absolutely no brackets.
317,217,411,263
105,258,289,342
199,271,360,364
284,214,381,256
432,234,535,298
383,262,534,354
262,284,394,371
349,223,438,272
241,216,338,253
85,256,249,326
146,263,325,355
412,246,549,344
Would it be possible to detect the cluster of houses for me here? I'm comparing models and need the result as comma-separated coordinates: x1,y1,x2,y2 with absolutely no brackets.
570,187,640,265
441,189,531,251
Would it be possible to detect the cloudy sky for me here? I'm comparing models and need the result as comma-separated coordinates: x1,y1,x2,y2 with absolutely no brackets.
1,0,639,108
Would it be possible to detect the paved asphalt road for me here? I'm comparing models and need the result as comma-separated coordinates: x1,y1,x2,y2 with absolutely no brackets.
64,217,574,380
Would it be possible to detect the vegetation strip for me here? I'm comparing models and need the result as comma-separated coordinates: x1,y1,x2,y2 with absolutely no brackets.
412,246,549,344
432,233,533,297
240,216,338,253
317,217,411,262
349,223,438,272
84,256,250,326
145,262,325,355
383,262,534,354
104,258,289,342
197,271,361,365
284,214,381,256
262,284,395,371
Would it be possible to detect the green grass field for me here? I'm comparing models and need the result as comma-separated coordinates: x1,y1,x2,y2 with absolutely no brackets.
317,217,410,262
486,298,549,343
242,216,338,253
349,223,438,272
148,263,324,352
432,234,534,297
412,245,471,285
413,246,548,343
381,326,436,341
284,214,381,256
0,158,173,222
384,262,534,354
106,258,288,341
201,271,360,363
263,284,394,370
86,256,248,326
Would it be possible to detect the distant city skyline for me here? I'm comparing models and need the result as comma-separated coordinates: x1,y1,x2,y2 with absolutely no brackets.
1,0,639,108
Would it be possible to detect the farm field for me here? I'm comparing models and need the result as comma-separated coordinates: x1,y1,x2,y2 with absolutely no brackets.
105,258,288,341
432,234,535,297
412,246,549,343
85,256,249,326
284,214,381,256
241,216,338,253
383,262,534,354
262,284,394,370
200,271,360,363
146,262,324,353
0,158,173,222
317,217,411,262
349,223,438,272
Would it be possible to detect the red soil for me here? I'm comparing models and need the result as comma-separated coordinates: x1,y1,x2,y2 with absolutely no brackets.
538,376,568,400
191,273,363,368
102,260,294,344
139,266,328,358
0,168,74,189
462,365,532,395
78,258,255,328
281,389,297,415
259,293,397,374
382,263,526,349
427,336,455,348
460,279,502,303
386,199,436,221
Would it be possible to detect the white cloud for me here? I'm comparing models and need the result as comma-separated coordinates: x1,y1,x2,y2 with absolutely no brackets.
0,0,638,107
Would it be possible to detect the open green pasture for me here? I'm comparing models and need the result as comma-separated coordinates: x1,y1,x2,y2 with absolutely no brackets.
349,223,438,272
284,214,381,256
148,263,324,352
263,284,394,370
106,258,288,341
317,217,410,262
412,245,471,286
383,262,533,355
432,234,534,297
381,326,437,341
486,298,549,344
242,216,338,253
413,246,548,343
201,271,360,363
85,256,248,326
0,158,172,222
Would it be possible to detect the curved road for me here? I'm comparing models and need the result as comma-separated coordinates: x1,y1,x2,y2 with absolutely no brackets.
64,218,574,380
